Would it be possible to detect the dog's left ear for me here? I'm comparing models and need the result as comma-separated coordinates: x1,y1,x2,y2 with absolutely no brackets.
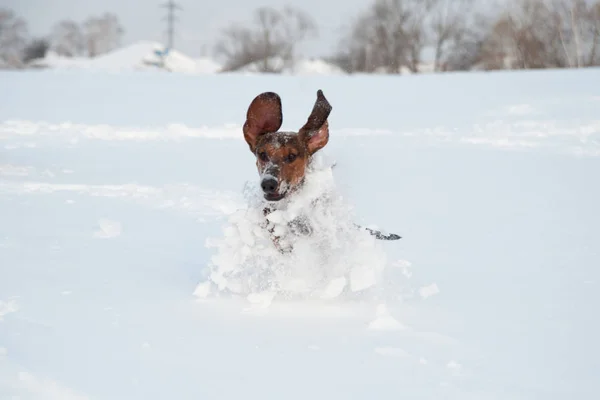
299,90,332,155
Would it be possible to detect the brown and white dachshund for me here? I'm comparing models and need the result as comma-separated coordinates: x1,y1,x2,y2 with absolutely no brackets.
242,89,400,252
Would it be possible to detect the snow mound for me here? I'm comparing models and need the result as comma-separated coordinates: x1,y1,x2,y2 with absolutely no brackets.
29,52,86,69
28,43,342,75
195,154,391,302
286,58,346,75
233,56,287,74
193,57,222,74
231,56,345,75
29,41,221,74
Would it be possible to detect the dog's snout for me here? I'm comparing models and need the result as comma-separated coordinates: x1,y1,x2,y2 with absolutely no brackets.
261,177,278,194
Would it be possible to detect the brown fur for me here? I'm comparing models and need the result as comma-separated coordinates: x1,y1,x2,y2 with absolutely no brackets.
255,133,309,193
243,90,332,201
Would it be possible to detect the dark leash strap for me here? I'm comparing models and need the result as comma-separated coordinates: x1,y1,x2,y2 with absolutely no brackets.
356,225,402,241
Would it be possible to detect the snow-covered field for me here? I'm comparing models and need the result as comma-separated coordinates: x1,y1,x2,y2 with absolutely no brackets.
1,68,599,399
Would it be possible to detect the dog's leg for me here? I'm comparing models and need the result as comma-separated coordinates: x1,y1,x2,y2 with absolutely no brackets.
263,207,293,253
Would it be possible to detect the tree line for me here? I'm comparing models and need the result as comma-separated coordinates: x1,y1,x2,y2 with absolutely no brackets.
0,10,123,67
2,0,599,73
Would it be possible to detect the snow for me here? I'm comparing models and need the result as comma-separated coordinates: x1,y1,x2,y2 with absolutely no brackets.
25,41,343,76
1,67,600,399
419,283,440,299
229,56,345,75
28,41,221,74
199,156,388,299
286,59,346,75
0,300,18,322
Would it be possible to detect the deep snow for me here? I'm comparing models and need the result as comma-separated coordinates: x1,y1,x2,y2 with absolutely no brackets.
1,68,599,399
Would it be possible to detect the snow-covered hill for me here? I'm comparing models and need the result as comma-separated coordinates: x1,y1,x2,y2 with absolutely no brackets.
1,68,599,399
26,41,347,76
29,41,221,74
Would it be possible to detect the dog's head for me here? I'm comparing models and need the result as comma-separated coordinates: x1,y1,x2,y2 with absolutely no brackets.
243,90,332,202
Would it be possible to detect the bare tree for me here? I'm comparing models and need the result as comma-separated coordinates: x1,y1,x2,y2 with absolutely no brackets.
333,0,599,73
330,14,377,73
428,0,489,71
590,1,600,65
84,13,124,57
549,0,600,67
0,8,28,67
441,12,494,71
214,6,317,72
332,0,435,74
480,1,556,69
23,38,49,63
479,0,600,70
51,20,85,57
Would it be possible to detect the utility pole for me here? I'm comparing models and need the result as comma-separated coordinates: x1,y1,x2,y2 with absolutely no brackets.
161,0,182,50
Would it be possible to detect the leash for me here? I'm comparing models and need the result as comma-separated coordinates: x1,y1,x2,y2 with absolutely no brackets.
356,225,402,241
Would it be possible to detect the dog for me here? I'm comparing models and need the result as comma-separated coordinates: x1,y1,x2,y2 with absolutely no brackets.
242,89,400,253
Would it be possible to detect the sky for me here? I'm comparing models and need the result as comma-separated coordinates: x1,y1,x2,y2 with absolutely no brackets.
2,0,374,59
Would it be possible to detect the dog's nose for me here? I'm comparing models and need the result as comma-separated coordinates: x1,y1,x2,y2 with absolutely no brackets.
261,178,278,194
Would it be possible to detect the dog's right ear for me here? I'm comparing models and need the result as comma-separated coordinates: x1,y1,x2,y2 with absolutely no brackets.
243,92,283,153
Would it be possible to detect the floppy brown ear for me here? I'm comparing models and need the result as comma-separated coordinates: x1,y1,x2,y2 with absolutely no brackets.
243,92,283,153
299,90,332,155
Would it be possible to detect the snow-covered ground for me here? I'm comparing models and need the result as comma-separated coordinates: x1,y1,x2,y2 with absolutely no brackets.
1,68,599,399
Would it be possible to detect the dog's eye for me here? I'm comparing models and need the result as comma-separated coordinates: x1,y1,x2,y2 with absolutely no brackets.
258,152,269,162
286,153,297,163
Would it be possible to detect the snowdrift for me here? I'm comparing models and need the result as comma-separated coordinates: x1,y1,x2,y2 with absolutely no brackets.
195,155,392,304
29,40,221,74
27,42,347,76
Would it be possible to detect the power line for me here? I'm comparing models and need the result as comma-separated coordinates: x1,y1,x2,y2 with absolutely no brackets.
160,0,182,49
